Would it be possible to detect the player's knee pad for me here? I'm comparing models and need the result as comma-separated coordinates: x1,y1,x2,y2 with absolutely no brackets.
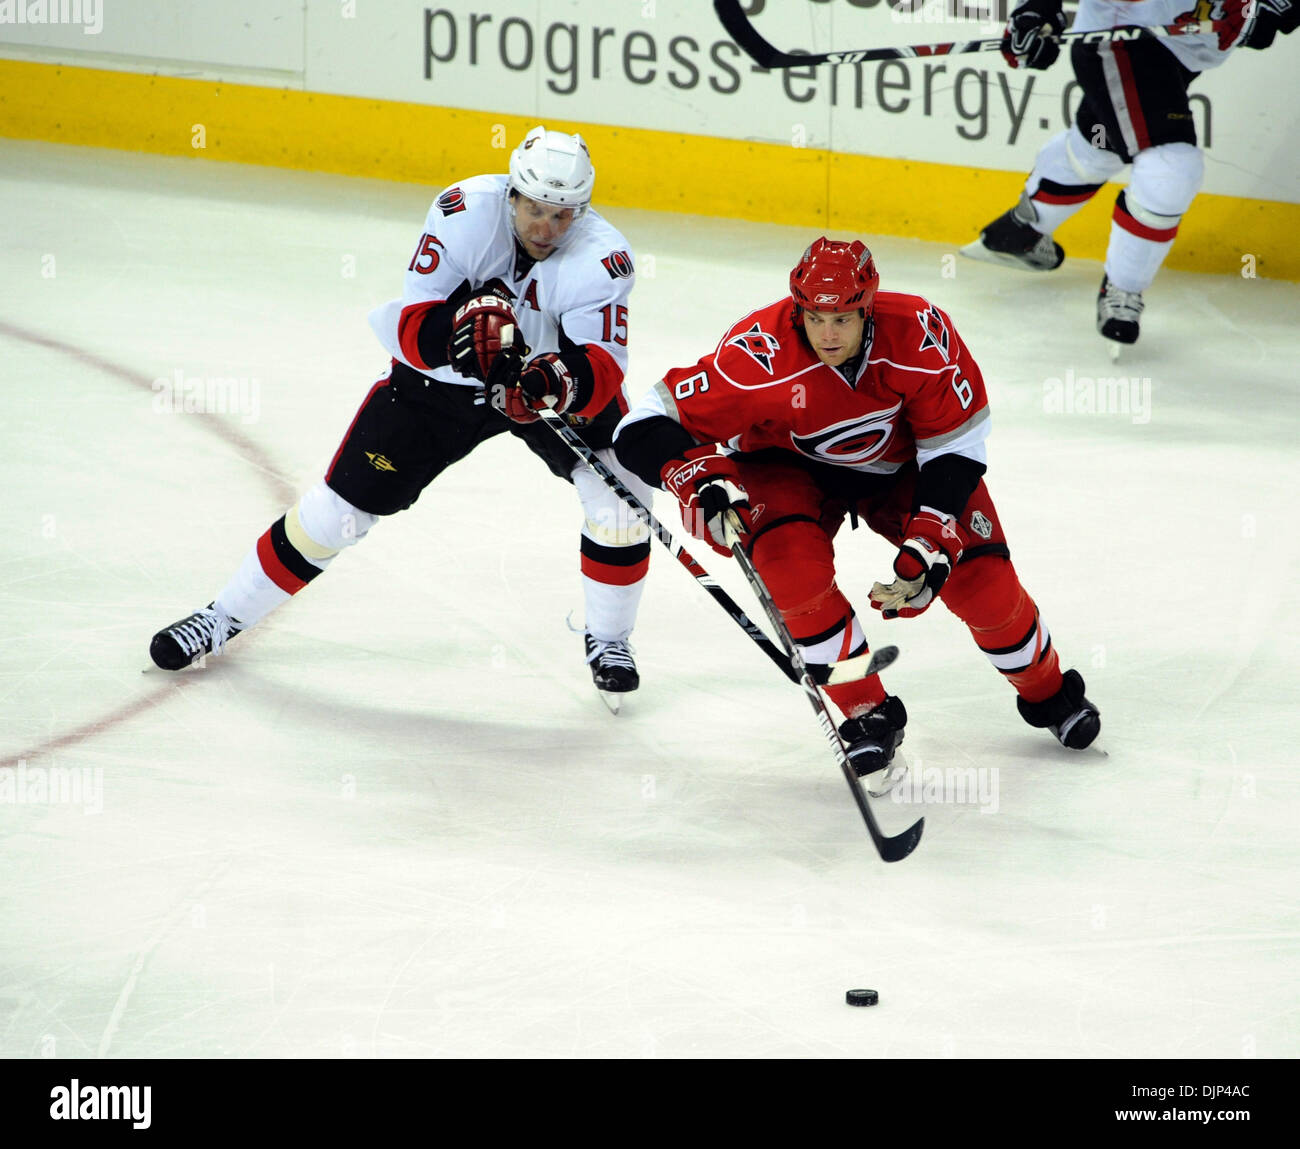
295,481,377,555
575,453,652,547
1064,124,1127,184
751,519,837,617
940,556,1027,630
1129,142,1204,218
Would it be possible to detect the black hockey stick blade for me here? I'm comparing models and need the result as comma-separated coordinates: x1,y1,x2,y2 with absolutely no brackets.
713,0,1214,69
712,0,791,68
723,519,921,862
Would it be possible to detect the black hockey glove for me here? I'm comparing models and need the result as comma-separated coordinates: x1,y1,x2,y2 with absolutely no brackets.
1241,0,1299,49
1002,0,1067,70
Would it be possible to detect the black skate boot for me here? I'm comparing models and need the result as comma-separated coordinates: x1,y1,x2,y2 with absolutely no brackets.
585,633,638,712
149,603,242,670
1017,669,1100,750
838,696,907,780
962,192,1064,271
1096,275,1143,344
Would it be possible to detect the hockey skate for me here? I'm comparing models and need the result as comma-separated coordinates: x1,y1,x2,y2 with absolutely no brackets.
961,193,1064,272
585,633,638,714
1096,275,1143,348
1017,669,1100,750
149,603,242,671
838,696,907,795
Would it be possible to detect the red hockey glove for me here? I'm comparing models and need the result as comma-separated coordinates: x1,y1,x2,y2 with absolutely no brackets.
1001,0,1067,70
448,286,524,382
869,509,963,619
661,445,753,558
497,352,580,425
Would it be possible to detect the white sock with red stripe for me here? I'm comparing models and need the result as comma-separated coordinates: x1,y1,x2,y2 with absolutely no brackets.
1025,127,1125,234
1105,142,1203,293
213,482,376,628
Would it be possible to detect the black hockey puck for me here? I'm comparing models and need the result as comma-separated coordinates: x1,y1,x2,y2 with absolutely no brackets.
845,989,879,1007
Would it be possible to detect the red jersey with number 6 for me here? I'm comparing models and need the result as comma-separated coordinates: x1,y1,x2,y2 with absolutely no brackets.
625,293,990,474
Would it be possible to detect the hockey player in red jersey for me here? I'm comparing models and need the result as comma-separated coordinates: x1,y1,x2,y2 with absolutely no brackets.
965,0,1296,345
149,127,655,702
614,238,1100,776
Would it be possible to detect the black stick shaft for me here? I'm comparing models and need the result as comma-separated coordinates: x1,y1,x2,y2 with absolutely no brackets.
713,2,1214,69
724,519,923,863
535,409,799,683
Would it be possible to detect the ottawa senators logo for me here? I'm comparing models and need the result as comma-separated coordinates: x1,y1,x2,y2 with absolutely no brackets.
916,304,951,363
436,187,467,216
601,250,634,279
726,323,781,375
788,402,902,467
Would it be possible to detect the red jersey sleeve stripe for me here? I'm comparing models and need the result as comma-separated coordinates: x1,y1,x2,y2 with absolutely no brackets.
580,342,627,415
397,299,444,370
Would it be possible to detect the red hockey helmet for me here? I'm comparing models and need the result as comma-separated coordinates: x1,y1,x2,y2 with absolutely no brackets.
789,238,879,315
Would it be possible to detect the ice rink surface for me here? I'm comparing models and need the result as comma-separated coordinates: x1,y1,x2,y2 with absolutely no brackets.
2,139,1297,1060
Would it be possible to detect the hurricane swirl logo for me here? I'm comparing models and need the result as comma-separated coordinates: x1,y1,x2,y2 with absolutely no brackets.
789,403,902,466
437,187,467,216
726,323,781,374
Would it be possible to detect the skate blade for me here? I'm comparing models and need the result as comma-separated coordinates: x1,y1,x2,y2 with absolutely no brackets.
1106,339,1123,363
864,757,909,799
958,240,1055,272
596,689,624,715
141,659,207,674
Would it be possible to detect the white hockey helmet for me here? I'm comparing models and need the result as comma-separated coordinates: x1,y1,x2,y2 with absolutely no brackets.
508,126,595,221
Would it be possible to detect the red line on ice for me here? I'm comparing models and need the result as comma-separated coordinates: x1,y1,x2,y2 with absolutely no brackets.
0,319,298,768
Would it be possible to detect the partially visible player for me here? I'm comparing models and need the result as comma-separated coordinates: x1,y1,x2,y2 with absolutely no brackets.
614,238,1099,777
965,0,1295,345
149,127,654,703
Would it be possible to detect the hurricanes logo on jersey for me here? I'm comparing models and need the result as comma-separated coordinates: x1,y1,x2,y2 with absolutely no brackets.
726,323,781,375
789,402,902,467
916,305,951,363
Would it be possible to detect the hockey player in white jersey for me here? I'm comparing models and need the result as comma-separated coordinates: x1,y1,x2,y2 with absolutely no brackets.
149,127,655,705
965,0,1297,346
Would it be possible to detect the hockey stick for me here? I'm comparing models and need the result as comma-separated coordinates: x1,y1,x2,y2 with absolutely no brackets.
535,407,898,688
722,514,923,863
713,0,1213,68
534,407,796,682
